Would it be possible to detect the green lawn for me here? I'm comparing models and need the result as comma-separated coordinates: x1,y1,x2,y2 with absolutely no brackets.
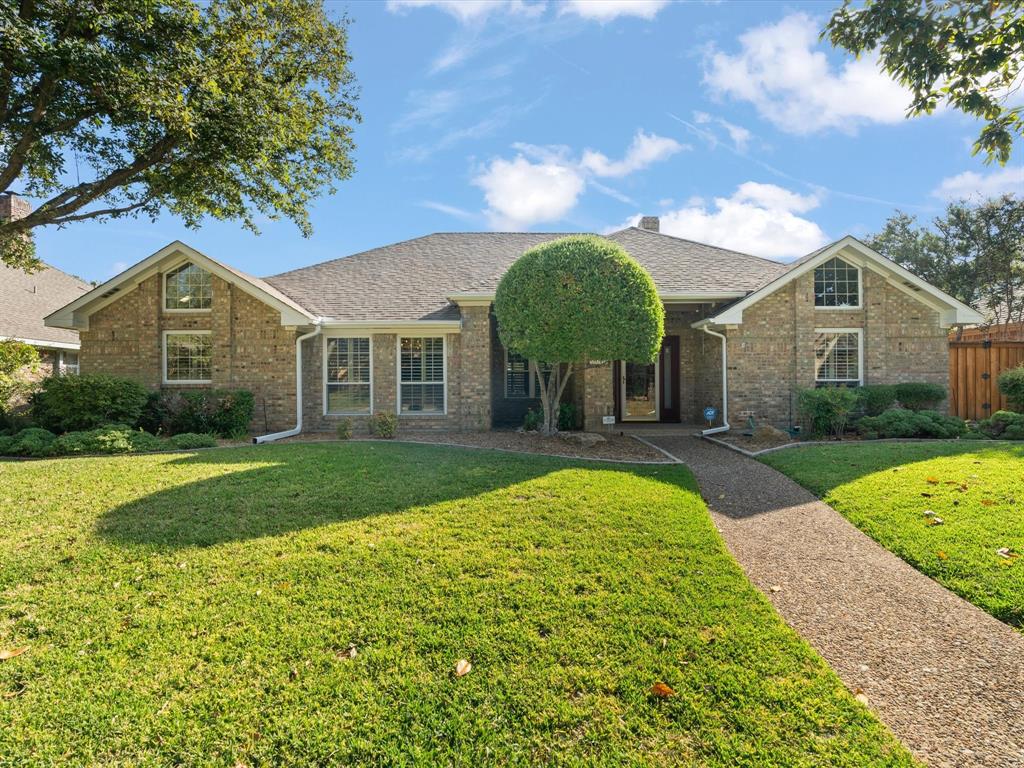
762,442,1024,629
0,443,912,766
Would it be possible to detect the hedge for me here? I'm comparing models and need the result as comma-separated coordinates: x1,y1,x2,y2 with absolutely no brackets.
31,374,149,433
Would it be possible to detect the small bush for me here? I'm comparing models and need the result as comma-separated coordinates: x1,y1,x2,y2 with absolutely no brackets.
523,408,542,432
369,412,397,439
557,402,579,431
335,418,353,440
140,389,255,438
51,425,164,455
0,427,57,457
977,410,1024,440
962,430,991,440
31,374,149,433
855,384,897,416
894,382,946,411
997,365,1024,410
798,387,859,438
857,409,966,440
166,432,218,450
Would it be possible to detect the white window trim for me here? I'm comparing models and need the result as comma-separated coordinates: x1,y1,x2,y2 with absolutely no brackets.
162,259,213,314
814,327,864,386
813,257,863,311
322,335,373,416
162,329,213,385
396,335,447,416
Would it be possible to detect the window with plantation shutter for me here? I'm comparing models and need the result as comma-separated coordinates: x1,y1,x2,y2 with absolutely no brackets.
325,337,371,414
399,337,445,413
814,330,862,386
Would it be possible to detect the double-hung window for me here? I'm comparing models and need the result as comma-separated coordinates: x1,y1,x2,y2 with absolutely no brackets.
813,257,860,308
399,337,445,414
814,329,862,387
164,331,212,383
325,337,371,414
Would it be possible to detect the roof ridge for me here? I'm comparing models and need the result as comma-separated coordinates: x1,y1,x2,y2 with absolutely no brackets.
265,232,444,280
616,226,785,266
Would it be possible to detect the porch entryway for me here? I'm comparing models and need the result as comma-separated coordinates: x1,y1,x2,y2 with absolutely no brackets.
618,335,681,423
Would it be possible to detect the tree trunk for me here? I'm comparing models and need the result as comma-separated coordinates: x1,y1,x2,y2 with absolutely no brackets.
531,361,574,436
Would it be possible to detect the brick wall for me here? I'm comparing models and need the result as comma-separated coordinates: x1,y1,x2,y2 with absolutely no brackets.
79,272,299,433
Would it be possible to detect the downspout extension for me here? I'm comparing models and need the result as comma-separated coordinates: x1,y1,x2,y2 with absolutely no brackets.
700,325,730,436
254,322,323,444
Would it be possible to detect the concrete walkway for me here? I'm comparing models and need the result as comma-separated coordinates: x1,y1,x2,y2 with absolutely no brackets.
645,435,1024,768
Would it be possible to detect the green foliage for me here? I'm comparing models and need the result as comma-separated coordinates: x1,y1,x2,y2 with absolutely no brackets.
166,432,218,450
798,387,859,438
0,339,39,411
894,382,946,411
30,374,149,433
826,1,1024,164
523,408,543,432
0,427,56,456
855,384,897,416
0,0,359,268
977,410,1024,440
141,389,254,438
961,430,991,440
857,409,967,440
557,402,579,432
997,365,1024,409
51,425,164,455
369,412,397,439
335,418,353,440
495,236,663,434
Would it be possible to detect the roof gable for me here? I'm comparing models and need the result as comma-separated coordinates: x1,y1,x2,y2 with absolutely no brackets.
0,261,90,347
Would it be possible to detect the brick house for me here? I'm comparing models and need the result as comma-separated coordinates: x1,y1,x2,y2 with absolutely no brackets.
44,217,981,439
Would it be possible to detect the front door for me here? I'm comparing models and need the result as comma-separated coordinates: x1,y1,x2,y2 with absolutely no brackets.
619,336,680,422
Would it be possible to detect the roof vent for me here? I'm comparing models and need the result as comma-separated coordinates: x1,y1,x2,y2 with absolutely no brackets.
639,216,659,232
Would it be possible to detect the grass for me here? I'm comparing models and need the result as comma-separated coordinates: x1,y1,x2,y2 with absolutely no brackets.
762,442,1024,630
0,443,913,766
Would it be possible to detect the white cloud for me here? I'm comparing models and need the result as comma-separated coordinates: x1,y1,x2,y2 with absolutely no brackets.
704,13,912,134
386,0,545,23
635,182,829,259
419,200,478,221
692,111,752,151
392,89,461,133
931,167,1024,200
560,0,668,22
474,155,586,228
580,130,686,177
473,131,683,227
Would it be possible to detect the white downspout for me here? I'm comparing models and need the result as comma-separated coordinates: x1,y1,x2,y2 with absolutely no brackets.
700,324,730,436
254,323,322,444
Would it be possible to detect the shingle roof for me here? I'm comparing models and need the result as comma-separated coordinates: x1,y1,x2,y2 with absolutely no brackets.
0,261,90,346
264,228,788,322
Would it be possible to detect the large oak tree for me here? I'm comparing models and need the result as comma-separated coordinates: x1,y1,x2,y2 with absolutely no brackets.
0,0,359,269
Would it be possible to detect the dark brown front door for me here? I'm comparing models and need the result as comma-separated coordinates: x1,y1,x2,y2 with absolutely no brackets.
659,335,680,422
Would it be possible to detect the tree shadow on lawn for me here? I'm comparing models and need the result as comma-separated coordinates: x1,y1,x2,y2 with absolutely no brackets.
94,442,685,550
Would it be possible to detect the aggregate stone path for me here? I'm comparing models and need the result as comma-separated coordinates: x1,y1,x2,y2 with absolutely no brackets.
644,435,1024,768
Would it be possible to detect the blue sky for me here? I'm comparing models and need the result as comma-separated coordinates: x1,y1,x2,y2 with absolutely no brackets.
33,0,1023,283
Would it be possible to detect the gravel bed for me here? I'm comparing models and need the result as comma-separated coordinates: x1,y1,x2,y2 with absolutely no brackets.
648,435,1024,768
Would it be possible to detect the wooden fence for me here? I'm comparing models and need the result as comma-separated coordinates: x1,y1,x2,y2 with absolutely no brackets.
949,339,1024,420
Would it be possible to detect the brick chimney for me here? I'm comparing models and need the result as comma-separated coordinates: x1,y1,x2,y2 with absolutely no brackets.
0,193,31,223
639,215,659,232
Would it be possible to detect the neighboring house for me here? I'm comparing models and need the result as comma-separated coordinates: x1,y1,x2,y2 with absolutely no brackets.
0,194,91,381
44,217,982,438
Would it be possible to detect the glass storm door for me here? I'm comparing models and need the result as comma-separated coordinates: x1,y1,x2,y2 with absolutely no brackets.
621,359,659,421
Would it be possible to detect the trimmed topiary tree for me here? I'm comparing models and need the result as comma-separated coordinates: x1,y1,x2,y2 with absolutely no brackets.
494,235,664,435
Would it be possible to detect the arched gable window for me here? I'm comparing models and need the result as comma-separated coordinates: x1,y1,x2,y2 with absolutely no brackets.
165,262,212,310
813,257,860,308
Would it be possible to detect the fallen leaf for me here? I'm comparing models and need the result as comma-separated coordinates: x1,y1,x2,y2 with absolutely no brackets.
336,644,358,660
937,551,948,560
929,517,944,526
769,585,782,593
922,509,936,517
921,492,932,498
981,499,995,507
455,658,472,677
0,647,28,661
854,690,870,706
650,682,676,698
926,477,939,485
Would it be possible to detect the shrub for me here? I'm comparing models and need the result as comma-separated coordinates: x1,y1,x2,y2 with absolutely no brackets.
894,382,946,411
166,432,218,450
369,412,397,439
0,339,39,412
962,430,991,440
0,427,57,457
140,389,255,438
798,387,859,438
523,408,543,432
50,425,164,455
997,365,1024,410
335,418,353,440
31,374,149,433
557,402,579,431
977,410,1024,440
857,409,967,439
855,384,897,416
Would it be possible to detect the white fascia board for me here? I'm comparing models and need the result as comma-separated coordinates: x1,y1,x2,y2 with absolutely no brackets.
2,336,80,350
703,236,984,326
319,320,462,335
446,293,493,307
44,240,315,330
